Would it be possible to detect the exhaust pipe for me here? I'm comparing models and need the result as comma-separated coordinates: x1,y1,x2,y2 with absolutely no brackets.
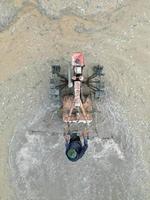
68,64,73,88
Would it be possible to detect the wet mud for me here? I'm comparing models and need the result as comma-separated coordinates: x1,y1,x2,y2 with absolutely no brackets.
0,0,150,200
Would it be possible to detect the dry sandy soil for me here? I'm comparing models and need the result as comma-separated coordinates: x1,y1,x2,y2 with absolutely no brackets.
0,0,150,200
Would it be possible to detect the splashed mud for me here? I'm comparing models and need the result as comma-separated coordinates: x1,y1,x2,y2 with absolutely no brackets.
8,88,150,200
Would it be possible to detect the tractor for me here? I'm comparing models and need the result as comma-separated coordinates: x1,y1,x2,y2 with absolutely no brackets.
49,52,104,138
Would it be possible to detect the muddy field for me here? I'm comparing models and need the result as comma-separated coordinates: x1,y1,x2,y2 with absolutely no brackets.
0,0,150,200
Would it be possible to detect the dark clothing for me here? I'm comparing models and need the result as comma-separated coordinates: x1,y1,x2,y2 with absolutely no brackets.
65,136,88,162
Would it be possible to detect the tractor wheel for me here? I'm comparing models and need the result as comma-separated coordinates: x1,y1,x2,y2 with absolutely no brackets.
51,65,61,74
93,65,104,76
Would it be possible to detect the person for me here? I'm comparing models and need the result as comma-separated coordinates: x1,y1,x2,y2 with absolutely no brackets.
64,128,88,162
